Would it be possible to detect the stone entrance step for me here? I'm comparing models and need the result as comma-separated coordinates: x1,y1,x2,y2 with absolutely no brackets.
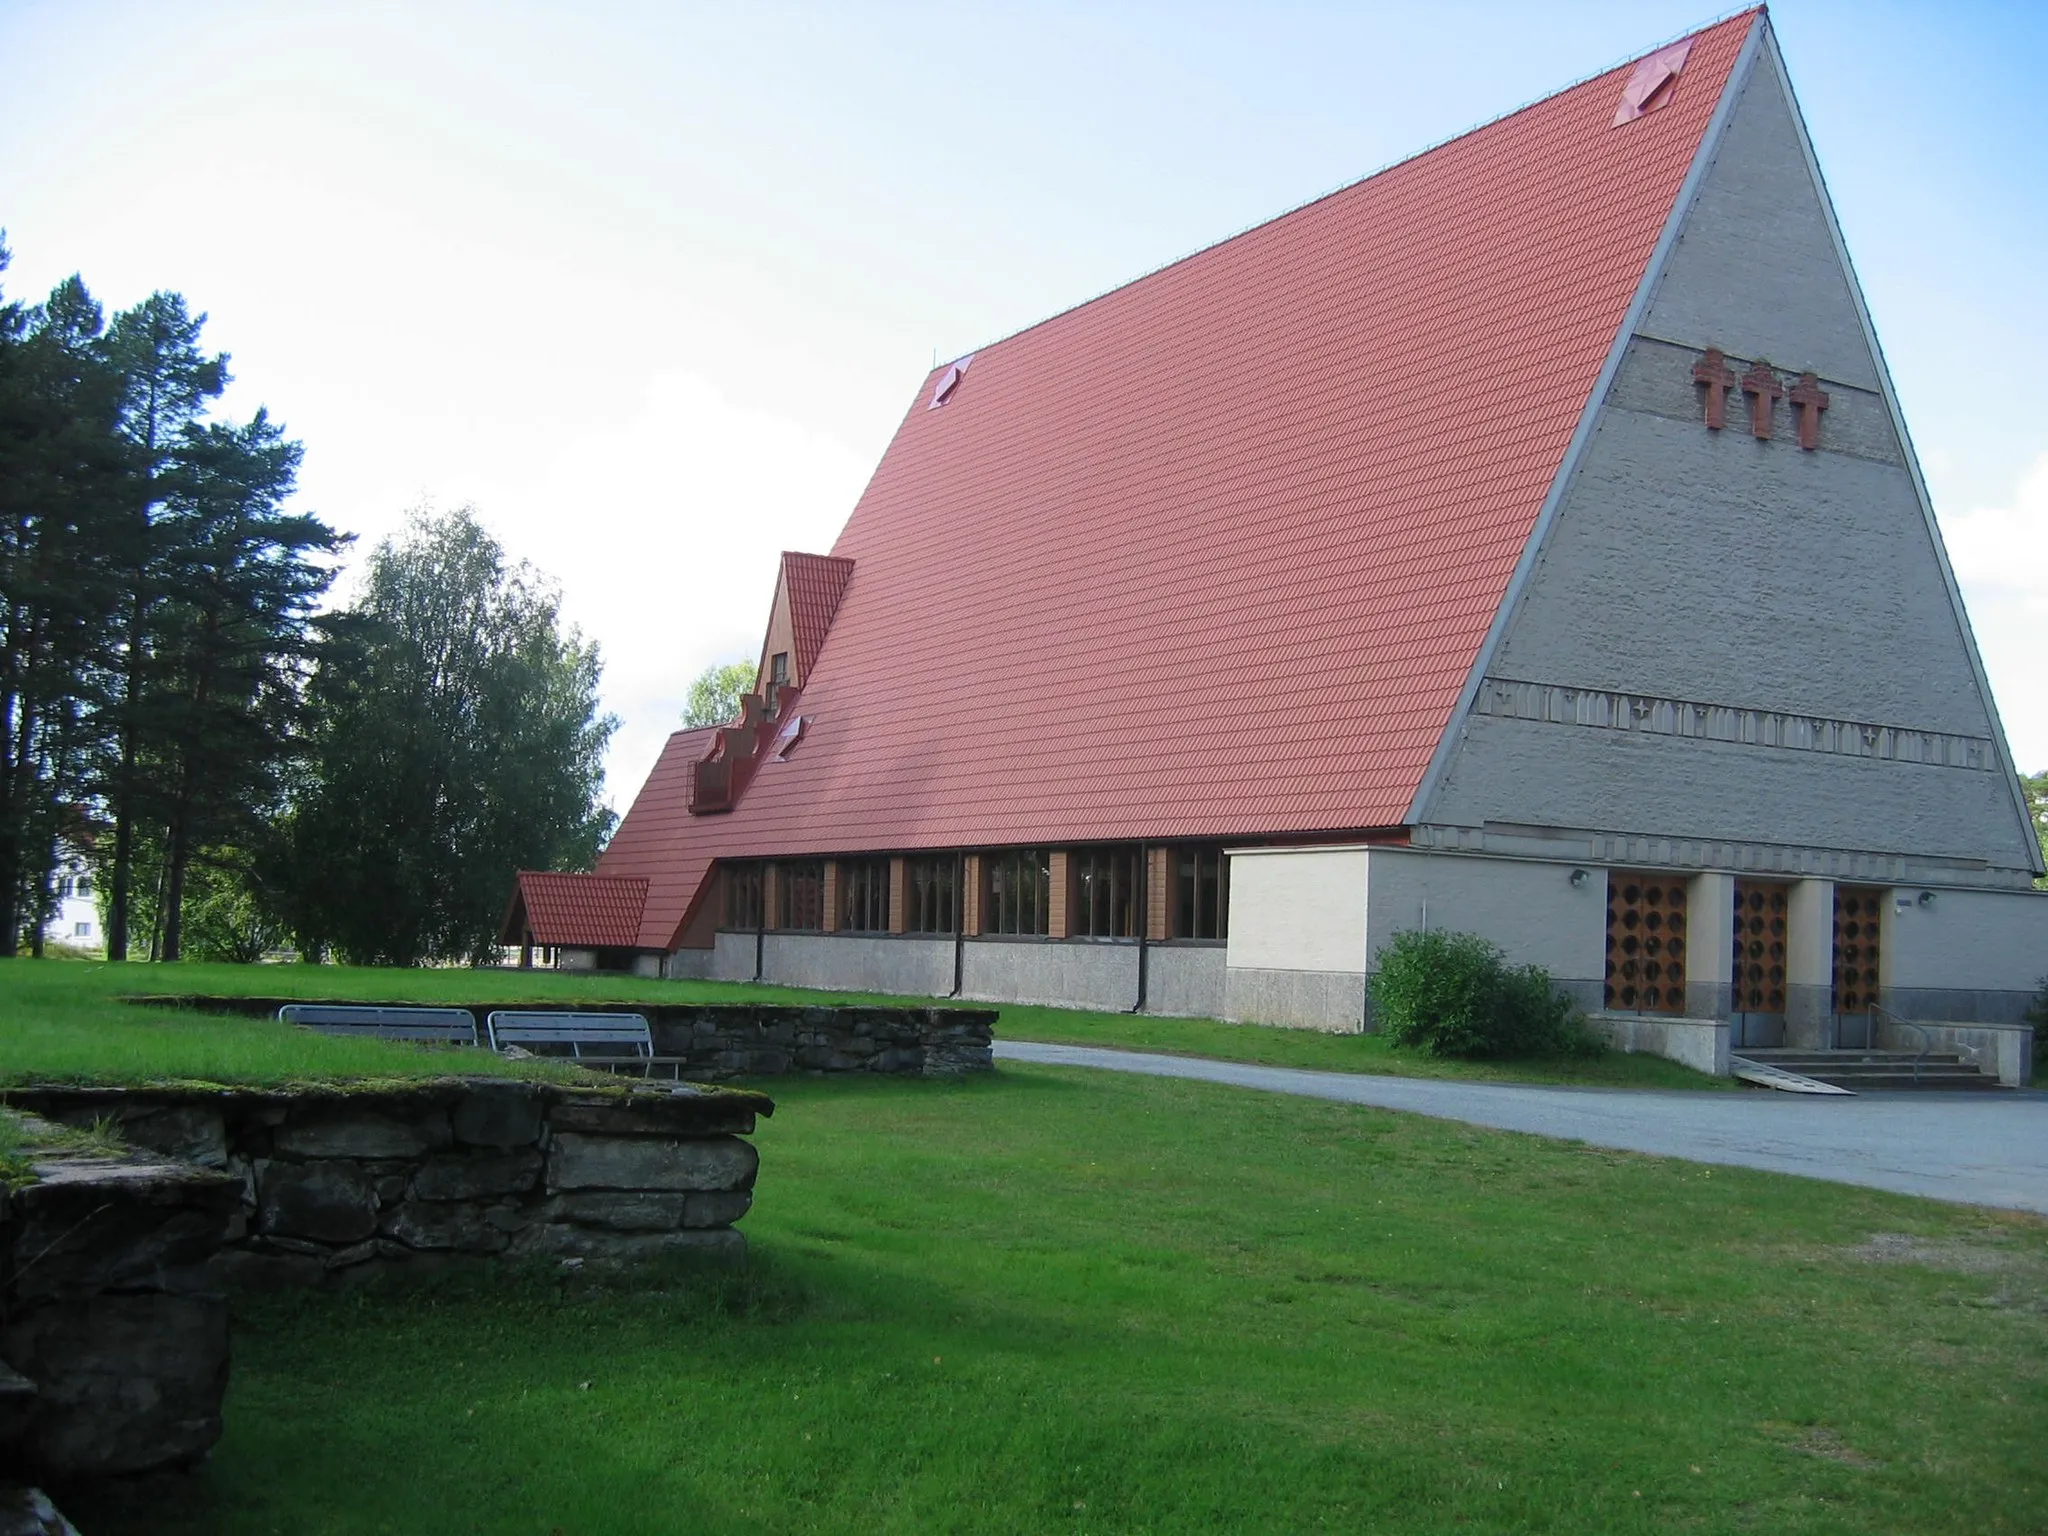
1736,1048,2007,1091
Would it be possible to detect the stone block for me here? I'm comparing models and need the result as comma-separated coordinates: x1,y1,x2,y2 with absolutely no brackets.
546,1133,758,1194
0,1487,83,1536
8,1161,237,1303
257,1159,379,1244
684,1190,753,1228
542,1191,691,1231
513,1224,746,1264
545,1087,767,1138
450,1083,545,1148
113,1105,229,1168
0,1292,228,1479
409,1149,542,1201
208,1246,326,1291
380,1201,512,1254
274,1108,451,1160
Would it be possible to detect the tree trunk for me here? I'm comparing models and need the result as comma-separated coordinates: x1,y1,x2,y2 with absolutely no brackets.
105,599,145,962
161,811,188,963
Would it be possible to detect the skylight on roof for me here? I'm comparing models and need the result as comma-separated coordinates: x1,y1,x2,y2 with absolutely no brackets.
1612,38,1692,126
928,352,976,408
772,713,807,760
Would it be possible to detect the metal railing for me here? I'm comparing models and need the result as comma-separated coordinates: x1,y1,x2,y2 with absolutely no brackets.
1869,1002,1931,1086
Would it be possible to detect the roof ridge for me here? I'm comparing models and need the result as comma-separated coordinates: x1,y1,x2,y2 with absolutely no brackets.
930,7,1763,372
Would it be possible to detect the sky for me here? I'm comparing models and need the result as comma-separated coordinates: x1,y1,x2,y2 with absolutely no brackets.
3,0,2045,807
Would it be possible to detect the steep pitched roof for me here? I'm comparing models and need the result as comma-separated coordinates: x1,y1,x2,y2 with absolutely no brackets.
503,870,649,949
602,12,1762,950
781,552,855,683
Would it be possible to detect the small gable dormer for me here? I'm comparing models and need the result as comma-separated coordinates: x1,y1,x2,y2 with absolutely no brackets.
690,551,854,815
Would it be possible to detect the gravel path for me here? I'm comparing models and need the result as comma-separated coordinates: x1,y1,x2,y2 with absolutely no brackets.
996,1040,2048,1214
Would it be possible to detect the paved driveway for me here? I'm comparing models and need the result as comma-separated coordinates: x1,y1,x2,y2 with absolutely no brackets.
995,1040,2048,1214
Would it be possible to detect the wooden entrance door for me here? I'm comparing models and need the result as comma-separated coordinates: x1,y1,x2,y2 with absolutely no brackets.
1833,887,1884,1049
1604,873,1688,1014
1730,880,1789,1048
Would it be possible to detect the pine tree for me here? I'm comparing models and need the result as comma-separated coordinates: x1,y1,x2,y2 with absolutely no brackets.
99,292,227,959
0,257,137,952
149,409,341,959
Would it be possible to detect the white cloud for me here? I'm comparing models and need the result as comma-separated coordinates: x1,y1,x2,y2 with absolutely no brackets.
1940,451,2048,773
482,371,876,812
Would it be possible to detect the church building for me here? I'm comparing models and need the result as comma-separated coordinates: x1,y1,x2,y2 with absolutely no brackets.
504,9,2046,1071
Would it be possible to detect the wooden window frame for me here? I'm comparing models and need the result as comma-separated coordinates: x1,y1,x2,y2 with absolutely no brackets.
1069,846,1141,939
775,860,825,932
982,849,1051,937
723,863,764,930
905,855,958,935
838,857,890,934
1170,845,1229,941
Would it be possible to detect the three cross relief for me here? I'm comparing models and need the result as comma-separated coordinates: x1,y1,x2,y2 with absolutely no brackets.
1690,348,1829,449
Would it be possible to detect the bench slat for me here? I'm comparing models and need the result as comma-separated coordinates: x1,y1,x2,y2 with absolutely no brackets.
279,1003,478,1047
484,1011,654,1058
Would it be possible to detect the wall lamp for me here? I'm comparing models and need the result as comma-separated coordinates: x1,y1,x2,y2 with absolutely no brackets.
1568,868,1590,889
1916,890,1936,909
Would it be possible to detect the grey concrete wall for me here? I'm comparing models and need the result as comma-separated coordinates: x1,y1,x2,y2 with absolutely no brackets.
1144,945,1226,1019
758,934,956,996
1431,718,2027,876
663,947,717,980
1641,48,1878,389
1361,848,1607,987
1884,886,2048,995
688,932,1226,1020
1586,1013,1730,1077
702,930,760,983
961,939,1139,1011
1482,413,1998,740
1223,967,1365,1033
1422,45,2037,883
1880,988,2039,1028
1874,1019,2034,1087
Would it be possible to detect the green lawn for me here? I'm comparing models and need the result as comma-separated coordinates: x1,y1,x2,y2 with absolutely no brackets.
62,1065,2048,1536
0,957,1726,1090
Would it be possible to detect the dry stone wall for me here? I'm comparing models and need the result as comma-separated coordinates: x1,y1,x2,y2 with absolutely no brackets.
0,1117,238,1485
1,1077,772,1488
7,1079,773,1286
142,997,998,1079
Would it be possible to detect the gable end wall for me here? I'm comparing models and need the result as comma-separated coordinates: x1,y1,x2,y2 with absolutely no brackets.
1419,31,2038,880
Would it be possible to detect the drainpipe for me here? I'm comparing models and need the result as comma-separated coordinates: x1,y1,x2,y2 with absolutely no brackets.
1128,843,1150,1014
753,875,766,983
948,850,966,997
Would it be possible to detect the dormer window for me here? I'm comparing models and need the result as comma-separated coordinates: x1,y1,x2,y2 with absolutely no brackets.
1612,39,1691,126
928,352,976,408
770,652,790,689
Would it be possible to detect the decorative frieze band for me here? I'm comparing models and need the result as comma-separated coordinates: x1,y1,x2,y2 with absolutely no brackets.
1473,677,1994,772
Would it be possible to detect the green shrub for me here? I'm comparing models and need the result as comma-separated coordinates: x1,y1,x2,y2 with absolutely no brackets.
1368,928,1593,1060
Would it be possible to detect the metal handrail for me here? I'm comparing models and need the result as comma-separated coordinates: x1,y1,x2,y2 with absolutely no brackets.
1869,1002,1930,1086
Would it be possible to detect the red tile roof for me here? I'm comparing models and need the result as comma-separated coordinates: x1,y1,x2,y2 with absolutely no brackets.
504,870,649,949
781,552,855,683
601,13,1761,950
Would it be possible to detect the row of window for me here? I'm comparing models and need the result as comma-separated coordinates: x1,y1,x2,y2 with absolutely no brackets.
723,847,1228,940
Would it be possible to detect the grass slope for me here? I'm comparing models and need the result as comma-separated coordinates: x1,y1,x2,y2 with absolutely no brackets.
69,1067,2048,1535
0,958,1724,1090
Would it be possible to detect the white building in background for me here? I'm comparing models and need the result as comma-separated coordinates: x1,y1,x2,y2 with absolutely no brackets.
40,849,100,952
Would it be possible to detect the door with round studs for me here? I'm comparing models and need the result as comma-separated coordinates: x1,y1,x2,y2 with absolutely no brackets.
1730,880,1790,1048
1603,873,1688,1014
1832,886,1885,1049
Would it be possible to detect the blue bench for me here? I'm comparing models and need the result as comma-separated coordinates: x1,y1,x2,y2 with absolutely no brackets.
278,1003,479,1047
484,1011,674,1076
